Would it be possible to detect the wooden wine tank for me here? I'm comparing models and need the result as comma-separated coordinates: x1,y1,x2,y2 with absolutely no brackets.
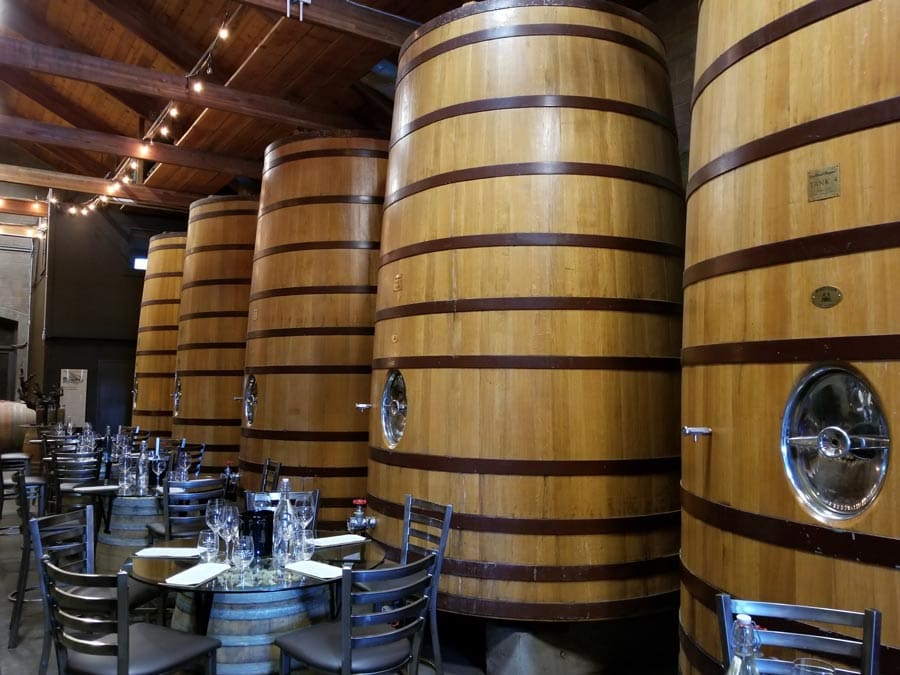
368,0,684,621
680,1,900,672
132,233,186,438
173,197,258,472
240,133,387,529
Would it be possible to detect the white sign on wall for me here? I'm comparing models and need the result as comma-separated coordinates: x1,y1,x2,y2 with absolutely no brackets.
60,369,88,427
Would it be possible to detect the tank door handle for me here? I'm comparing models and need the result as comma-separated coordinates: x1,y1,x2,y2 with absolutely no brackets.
786,426,891,459
682,426,712,442
355,403,373,412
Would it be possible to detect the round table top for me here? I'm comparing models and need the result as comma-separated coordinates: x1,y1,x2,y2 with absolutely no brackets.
74,474,224,496
129,535,382,594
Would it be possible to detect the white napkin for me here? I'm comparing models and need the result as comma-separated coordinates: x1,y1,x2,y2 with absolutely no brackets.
165,562,229,585
135,547,203,558
285,560,344,580
311,534,366,547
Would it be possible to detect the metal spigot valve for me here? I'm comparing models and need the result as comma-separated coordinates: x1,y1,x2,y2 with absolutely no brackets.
346,498,377,533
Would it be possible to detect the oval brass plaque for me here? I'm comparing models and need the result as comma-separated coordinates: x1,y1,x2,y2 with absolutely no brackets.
811,286,842,309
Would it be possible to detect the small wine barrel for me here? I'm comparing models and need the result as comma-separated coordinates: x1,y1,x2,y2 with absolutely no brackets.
95,495,163,573
132,233,186,438
239,132,387,529
171,586,330,675
680,1,900,672
173,197,258,472
369,0,684,621
0,400,35,453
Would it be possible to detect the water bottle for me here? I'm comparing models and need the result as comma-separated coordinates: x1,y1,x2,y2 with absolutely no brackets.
726,613,761,675
273,478,294,564
137,440,149,495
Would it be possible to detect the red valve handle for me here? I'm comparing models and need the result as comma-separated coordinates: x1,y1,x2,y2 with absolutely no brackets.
353,498,367,506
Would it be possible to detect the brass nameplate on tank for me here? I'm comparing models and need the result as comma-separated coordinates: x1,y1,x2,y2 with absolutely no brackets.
811,286,842,309
807,165,840,202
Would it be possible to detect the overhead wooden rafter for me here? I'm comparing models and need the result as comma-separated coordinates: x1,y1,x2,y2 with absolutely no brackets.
237,0,419,47
0,197,49,218
0,115,263,178
0,164,204,210
2,1,159,119
0,36,355,130
9,140,109,177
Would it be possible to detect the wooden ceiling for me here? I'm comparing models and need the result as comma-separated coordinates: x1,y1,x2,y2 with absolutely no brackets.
0,0,655,212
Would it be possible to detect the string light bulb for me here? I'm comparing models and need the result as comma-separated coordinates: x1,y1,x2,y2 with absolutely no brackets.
67,205,77,215
169,106,179,118
218,26,229,40
159,126,170,138
49,196,59,205
100,195,109,203
129,159,138,169
80,207,89,215
191,78,204,93
122,175,131,185
88,202,97,211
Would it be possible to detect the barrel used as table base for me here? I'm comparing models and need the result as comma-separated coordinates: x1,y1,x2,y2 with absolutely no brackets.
96,495,162,573
171,586,330,675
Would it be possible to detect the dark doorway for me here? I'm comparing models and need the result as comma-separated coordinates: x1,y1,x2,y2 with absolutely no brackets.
96,359,133,431
0,318,18,400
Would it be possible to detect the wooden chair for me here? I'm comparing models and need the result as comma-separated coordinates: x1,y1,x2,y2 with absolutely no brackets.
717,593,881,675
39,557,220,674
275,553,437,675
148,479,225,541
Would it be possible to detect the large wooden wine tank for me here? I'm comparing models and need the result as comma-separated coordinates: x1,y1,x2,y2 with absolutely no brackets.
172,197,258,472
680,0,900,672
368,0,684,620
132,232,186,438
240,132,387,529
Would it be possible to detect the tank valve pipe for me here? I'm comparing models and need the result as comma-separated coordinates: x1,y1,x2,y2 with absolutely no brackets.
682,426,712,442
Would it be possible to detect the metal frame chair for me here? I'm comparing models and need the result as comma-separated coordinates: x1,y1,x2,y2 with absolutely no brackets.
148,479,225,541
8,470,45,649
276,552,437,675
716,593,881,675
39,557,220,674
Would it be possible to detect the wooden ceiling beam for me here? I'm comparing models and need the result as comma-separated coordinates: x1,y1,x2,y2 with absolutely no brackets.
1,70,121,135
0,36,354,130
0,115,263,179
0,197,49,218
0,164,204,210
237,0,419,47
83,0,213,76
11,140,111,178
2,1,160,119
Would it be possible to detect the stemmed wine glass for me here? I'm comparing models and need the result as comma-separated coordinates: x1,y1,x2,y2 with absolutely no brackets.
295,493,314,532
235,535,255,577
205,499,225,560
177,450,191,479
220,505,241,566
151,453,167,490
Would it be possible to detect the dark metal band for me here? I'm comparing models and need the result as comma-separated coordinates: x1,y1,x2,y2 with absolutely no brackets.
392,94,675,147
178,310,248,321
265,131,388,155
246,326,374,340
687,96,900,197
147,243,185,252
245,365,371,375
249,285,376,301
181,278,251,290
683,219,900,287
385,161,684,209
137,325,178,333
238,458,367,483
172,418,241,427
142,272,183,280
177,342,246,351
149,232,187,243
692,0,870,108
198,443,240,452
682,334,900,366
131,410,172,417
401,0,662,57
184,243,255,256
438,590,679,620
258,195,383,217
367,494,679,535
135,349,176,356
375,296,683,322
175,370,244,377
368,447,680,476
372,355,681,371
187,209,258,225
133,372,174,379
264,147,388,172
678,622,722,675
189,195,258,209
253,240,380,262
380,232,684,266
398,22,666,83
681,487,900,568
141,299,179,307
241,428,368,442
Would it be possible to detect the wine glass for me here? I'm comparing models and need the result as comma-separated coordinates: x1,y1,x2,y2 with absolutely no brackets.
235,535,255,573
291,528,315,562
205,499,225,558
177,450,191,479
151,454,166,490
220,505,241,565
198,529,218,563
295,492,314,531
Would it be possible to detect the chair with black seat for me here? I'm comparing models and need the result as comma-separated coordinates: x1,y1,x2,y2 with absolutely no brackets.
39,556,220,675
148,478,225,541
8,470,45,648
47,448,101,513
716,593,881,675
167,441,206,478
1,452,45,520
276,552,437,675
260,458,282,491
29,505,164,675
